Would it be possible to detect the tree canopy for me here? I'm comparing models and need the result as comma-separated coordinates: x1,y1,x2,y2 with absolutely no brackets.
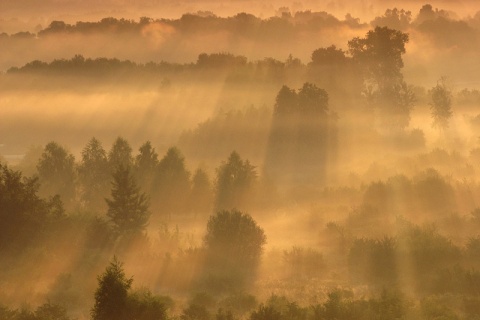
203,209,266,290
215,152,257,211
36,141,76,204
106,166,150,236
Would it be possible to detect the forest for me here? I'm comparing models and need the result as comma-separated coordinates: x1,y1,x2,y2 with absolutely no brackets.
2,1,480,319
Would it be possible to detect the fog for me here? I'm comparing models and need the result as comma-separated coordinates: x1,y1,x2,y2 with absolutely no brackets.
2,2,480,320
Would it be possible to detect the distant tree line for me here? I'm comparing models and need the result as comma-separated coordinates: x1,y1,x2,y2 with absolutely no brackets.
31,137,263,219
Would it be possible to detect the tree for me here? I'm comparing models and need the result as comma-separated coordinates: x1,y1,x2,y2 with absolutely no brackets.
348,26,409,89
91,257,133,320
430,77,453,130
265,83,333,186
127,288,168,320
371,8,412,31
106,166,150,236
203,209,266,290
311,45,347,66
309,46,363,103
34,303,70,320
348,27,414,130
273,85,297,116
153,147,191,216
0,163,62,252
190,168,214,214
36,142,76,205
297,82,329,115
134,141,159,191
370,81,416,130
78,137,110,211
215,152,257,211
108,137,133,171
92,257,169,320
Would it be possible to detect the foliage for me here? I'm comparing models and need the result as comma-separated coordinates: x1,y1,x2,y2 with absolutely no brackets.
78,137,110,211
105,165,150,236
371,8,412,30
219,293,257,315
349,27,414,130
430,77,453,129
283,246,325,279
181,303,210,320
0,302,72,320
203,209,266,291
310,45,347,66
108,137,133,171
250,304,283,320
134,141,159,192
265,83,332,186
348,26,409,88
36,141,76,204
92,258,171,320
190,168,214,213
215,152,257,211
153,147,191,215
348,237,399,285
0,163,64,252
127,288,168,320
92,257,133,320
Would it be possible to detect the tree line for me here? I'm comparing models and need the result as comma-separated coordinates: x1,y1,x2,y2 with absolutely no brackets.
6,25,455,133
31,137,261,217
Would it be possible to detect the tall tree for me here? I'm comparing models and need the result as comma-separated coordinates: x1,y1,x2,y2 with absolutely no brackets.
215,152,256,211
430,77,453,130
134,141,159,193
348,26,409,89
0,163,63,252
348,27,414,130
36,142,76,205
189,168,214,214
91,257,132,320
108,137,133,172
92,257,168,320
308,46,363,104
203,209,266,291
78,137,110,211
153,147,190,216
106,166,150,236
265,83,333,187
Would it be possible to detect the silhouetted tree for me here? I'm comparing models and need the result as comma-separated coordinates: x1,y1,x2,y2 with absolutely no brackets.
349,26,409,89
36,142,76,205
265,83,332,186
78,137,110,211
127,288,168,320
153,147,191,216
134,141,159,192
34,303,70,320
181,303,210,320
215,152,256,211
250,305,282,320
369,81,416,130
349,27,414,130
106,166,150,236
108,137,133,172
190,168,214,214
348,237,399,285
203,209,266,290
430,77,453,130
0,163,63,252
371,8,412,30
311,45,347,66
92,257,169,320
91,257,132,320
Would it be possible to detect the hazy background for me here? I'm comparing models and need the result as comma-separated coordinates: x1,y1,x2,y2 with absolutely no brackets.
2,1,480,320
